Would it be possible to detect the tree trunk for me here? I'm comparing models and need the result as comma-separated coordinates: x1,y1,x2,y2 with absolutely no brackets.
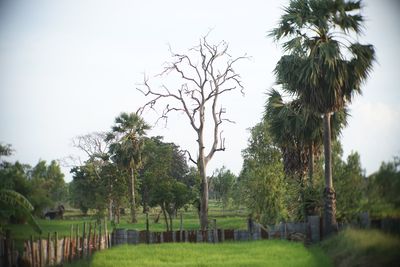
323,112,338,237
142,190,148,214
116,204,120,224
108,197,113,222
308,143,314,186
199,155,208,231
197,121,209,231
154,210,162,223
130,167,137,223
169,212,173,232
161,204,169,231
300,173,307,221
108,181,113,221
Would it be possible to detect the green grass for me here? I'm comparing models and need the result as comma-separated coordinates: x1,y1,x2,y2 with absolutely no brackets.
5,202,248,251
321,228,400,267
64,240,332,267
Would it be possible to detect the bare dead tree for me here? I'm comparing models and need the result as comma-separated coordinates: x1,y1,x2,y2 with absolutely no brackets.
138,36,247,230
72,132,114,221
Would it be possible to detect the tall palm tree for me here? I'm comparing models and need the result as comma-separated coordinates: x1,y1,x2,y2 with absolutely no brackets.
107,112,150,223
270,0,375,236
265,89,347,219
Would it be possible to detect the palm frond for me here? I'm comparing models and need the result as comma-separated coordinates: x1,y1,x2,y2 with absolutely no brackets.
0,190,34,211
0,190,42,234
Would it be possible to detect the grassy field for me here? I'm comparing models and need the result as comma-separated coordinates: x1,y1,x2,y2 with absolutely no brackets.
64,240,333,267
5,201,248,250
321,228,400,267
62,228,400,267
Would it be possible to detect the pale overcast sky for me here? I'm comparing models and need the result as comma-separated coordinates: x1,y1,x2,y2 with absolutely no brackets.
0,0,399,182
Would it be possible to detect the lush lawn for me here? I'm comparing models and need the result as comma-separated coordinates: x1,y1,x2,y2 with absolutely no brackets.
321,228,400,267
64,240,332,267
63,228,400,267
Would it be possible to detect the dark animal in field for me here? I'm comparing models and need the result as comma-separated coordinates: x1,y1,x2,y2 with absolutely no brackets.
44,205,65,220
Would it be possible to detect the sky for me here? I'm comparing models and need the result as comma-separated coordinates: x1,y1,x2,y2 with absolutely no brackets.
0,0,399,182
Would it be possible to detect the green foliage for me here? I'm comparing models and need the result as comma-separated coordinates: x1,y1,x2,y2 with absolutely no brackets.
307,141,367,222
271,0,375,114
141,136,196,230
210,166,236,210
321,228,400,267
334,150,365,222
76,241,332,267
107,112,150,171
0,143,13,158
29,160,67,215
265,89,348,220
0,189,42,234
107,112,150,223
238,122,288,225
0,144,62,233
101,162,128,217
365,157,400,217
69,164,109,215
271,0,375,235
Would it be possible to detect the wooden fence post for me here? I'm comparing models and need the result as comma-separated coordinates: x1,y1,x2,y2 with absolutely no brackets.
4,231,10,267
54,232,58,265
180,212,183,242
69,225,73,262
75,225,79,260
38,236,42,267
87,223,92,257
62,236,67,264
98,223,102,250
104,218,109,249
93,222,97,252
82,222,87,258
46,233,51,266
30,235,35,267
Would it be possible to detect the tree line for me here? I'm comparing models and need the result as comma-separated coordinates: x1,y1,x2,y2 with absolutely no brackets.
0,143,67,233
69,113,200,231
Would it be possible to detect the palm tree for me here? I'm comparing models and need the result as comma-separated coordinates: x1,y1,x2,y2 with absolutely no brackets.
107,112,150,223
0,189,42,234
265,89,347,219
270,0,375,236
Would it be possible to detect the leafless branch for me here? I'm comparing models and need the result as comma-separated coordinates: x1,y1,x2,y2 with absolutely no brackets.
72,132,110,160
137,35,248,169
183,150,197,165
58,155,82,168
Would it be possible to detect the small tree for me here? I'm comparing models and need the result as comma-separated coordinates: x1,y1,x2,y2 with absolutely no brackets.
138,35,247,230
238,122,288,225
211,166,236,211
72,132,114,220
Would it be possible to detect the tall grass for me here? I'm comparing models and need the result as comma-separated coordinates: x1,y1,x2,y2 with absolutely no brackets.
321,228,400,267
64,240,332,267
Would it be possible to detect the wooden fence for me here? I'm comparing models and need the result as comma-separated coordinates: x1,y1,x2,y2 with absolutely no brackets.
2,215,398,267
0,220,110,267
